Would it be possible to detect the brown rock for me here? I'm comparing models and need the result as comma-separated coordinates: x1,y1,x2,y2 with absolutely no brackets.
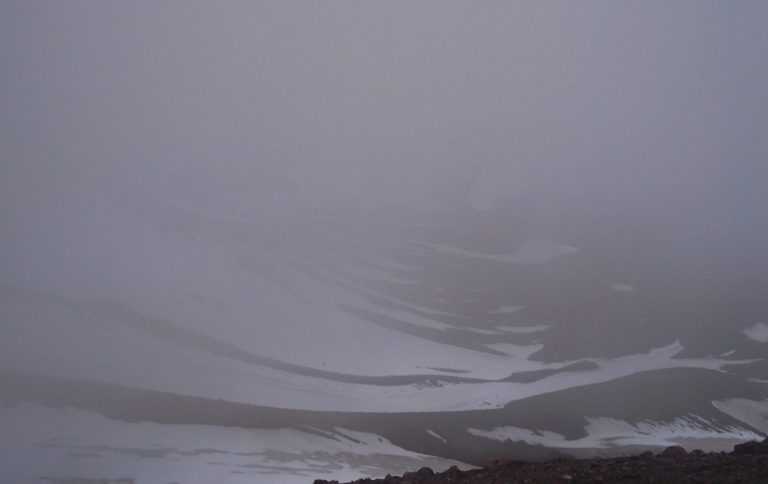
416,466,434,477
661,445,687,458
733,439,768,455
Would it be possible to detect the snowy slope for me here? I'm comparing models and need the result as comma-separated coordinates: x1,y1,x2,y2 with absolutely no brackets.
2,191,767,482
0,403,467,484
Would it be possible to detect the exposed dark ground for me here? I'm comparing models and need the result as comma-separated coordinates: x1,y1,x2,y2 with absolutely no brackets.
5,368,767,468
315,441,768,484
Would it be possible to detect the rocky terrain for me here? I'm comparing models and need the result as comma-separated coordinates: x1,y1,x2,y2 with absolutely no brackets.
315,440,768,484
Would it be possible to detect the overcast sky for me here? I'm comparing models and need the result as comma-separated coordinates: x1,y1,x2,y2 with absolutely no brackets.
2,1,767,296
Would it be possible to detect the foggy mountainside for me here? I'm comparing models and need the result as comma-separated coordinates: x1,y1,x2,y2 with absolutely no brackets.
2,2,767,483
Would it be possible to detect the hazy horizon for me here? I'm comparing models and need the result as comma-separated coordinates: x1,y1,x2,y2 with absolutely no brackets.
2,2,767,483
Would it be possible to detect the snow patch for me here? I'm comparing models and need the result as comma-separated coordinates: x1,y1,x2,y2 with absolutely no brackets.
468,416,762,449
426,429,447,443
467,426,563,447
742,323,768,343
713,398,768,434
484,343,544,358
0,404,467,484
490,305,523,315
496,324,549,334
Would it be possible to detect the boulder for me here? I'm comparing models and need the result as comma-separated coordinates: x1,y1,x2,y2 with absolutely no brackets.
732,439,768,455
416,466,434,477
661,446,687,458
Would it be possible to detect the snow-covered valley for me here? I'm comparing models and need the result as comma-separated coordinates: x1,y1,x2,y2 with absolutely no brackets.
2,192,767,483
3,2,768,482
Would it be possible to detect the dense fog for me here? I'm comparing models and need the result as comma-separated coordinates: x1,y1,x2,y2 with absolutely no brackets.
1,2,767,483
3,1,767,356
